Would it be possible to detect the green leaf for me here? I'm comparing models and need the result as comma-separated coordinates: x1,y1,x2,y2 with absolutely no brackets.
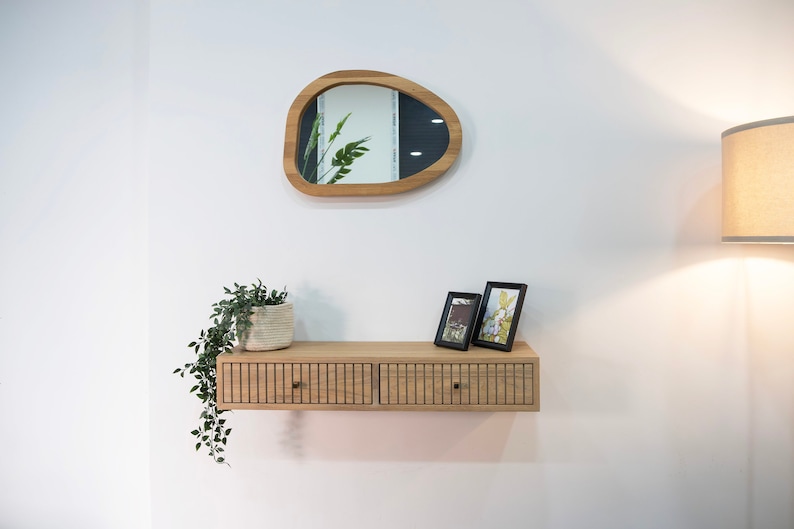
302,114,321,164
328,112,351,143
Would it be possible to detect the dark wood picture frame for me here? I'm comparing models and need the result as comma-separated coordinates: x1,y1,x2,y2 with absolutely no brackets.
471,282,527,352
433,292,482,350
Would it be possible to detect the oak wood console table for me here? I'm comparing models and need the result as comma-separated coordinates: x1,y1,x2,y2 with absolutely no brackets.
217,341,539,411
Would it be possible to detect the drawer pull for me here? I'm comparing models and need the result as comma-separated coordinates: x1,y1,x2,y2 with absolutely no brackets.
292,381,300,389
453,382,460,389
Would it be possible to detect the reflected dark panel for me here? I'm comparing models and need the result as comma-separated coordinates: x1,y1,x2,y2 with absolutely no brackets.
297,90,450,182
398,93,449,179
298,104,318,183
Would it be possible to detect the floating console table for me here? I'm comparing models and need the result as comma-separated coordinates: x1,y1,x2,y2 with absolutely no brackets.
217,341,539,411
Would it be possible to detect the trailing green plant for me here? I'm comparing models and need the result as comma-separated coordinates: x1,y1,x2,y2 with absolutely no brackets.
301,112,370,184
174,280,288,464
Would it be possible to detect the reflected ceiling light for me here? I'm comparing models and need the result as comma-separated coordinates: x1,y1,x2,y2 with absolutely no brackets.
431,118,444,124
722,116,794,243
410,151,422,156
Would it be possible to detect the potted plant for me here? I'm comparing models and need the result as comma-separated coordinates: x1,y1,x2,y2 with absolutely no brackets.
300,112,370,184
174,280,290,464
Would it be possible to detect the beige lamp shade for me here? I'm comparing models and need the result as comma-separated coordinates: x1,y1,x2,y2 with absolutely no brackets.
722,116,794,243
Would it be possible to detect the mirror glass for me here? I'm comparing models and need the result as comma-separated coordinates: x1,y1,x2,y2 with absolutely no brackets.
283,71,462,196
298,86,450,184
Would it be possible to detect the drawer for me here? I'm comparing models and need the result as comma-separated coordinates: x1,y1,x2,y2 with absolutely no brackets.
215,342,539,411
220,362,373,406
379,362,534,406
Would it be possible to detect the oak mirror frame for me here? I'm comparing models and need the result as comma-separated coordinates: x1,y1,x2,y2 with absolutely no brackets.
283,70,462,196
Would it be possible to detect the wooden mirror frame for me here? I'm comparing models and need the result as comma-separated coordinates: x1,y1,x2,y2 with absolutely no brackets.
283,70,462,197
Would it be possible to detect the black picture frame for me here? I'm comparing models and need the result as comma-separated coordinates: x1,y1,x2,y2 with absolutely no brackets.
434,292,482,350
471,281,527,352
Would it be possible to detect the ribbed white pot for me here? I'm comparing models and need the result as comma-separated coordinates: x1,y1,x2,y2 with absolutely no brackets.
239,303,294,351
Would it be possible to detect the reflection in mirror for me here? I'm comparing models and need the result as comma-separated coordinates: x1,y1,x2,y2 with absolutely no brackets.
284,70,462,196
298,87,451,184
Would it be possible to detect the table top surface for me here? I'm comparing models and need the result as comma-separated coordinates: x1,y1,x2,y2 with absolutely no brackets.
217,341,538,362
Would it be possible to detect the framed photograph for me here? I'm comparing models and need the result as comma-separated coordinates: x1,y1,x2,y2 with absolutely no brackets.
434,292,482,350
472,281,527,351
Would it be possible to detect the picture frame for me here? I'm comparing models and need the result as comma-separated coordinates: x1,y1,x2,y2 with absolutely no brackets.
434,292,482,350
471,281,527,352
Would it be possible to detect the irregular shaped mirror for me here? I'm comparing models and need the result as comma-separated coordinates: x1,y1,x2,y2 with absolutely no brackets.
283,70,462,196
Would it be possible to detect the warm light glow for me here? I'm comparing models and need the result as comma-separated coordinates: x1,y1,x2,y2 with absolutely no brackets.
536,2,794,131
722,116,794,243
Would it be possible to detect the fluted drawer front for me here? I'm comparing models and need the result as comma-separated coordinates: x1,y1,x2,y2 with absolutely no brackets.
379,363,534,406
215,342,539,411
221,362,372,406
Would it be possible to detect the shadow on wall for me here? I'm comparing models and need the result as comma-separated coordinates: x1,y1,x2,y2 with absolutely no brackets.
235,410,540,463
292,285,346,340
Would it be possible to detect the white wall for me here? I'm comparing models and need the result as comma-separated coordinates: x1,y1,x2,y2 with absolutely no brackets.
3,1,794,528
0,1,150,528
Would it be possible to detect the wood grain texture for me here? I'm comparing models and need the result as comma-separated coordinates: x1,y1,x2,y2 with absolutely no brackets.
283,70,463,196
217,342,539,411
220,361,372,407
380,362,533,408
